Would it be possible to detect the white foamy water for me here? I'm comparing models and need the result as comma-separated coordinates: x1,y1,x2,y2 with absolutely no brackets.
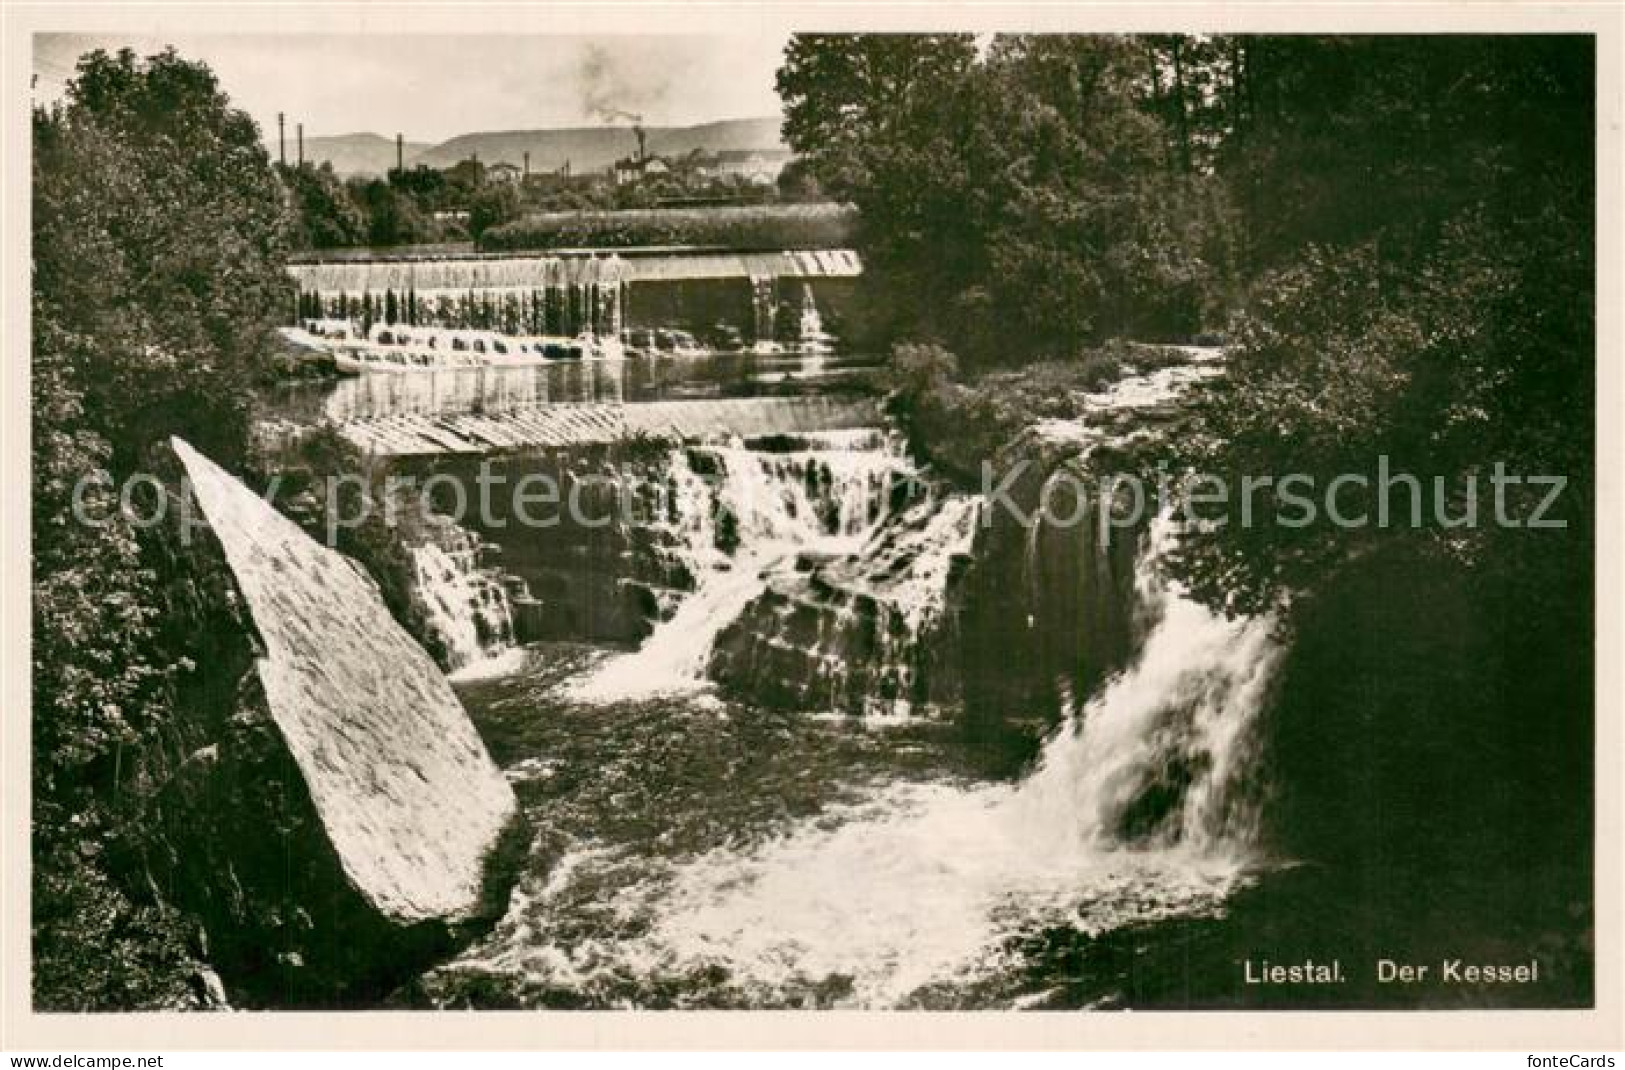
567,436,915,703
409,534,515,672
448,646,530,684
454,519,1282,1006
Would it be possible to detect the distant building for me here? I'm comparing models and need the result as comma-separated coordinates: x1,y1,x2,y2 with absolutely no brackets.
486,162,523,184
713,149,791,185
612,155,672,186
675,150,720,180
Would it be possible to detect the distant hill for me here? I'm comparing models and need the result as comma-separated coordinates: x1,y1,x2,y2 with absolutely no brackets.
296,133,433,176
299,116,787,177
645,117,787,158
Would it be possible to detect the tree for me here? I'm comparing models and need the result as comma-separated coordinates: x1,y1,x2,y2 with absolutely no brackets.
388,163,448,206
1168,35,1594,612
775,157,823,202
776,34,1230,364
1153,36,1594,898
34,47,292,470
280,162,367,249
348,176,433,247
777,33,979,197
32,46,294,1007
468,182,522,240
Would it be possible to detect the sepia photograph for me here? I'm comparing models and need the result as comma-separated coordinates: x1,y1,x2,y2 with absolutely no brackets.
2,1,1620,1055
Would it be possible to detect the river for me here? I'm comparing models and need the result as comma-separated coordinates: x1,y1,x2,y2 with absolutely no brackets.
258,318,1586,1012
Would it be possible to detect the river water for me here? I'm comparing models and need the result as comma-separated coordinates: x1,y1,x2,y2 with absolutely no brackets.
266,345,1584,1011
424,523,1281,1009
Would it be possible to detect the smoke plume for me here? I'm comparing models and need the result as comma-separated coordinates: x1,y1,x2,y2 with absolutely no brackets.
577,42,669,125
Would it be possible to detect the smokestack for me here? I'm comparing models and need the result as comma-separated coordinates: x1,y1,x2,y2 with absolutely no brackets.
396,133,403,173
634,123,646,163
278,112,285,166
296,123,304,166
523,150,530,177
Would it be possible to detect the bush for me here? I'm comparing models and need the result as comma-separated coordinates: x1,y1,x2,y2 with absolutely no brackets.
480,203,858,252
32,46,292,1008
885,341,1162,484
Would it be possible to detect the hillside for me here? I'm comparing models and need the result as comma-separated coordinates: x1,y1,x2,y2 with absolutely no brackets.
297,133,433,176
304,116,786,176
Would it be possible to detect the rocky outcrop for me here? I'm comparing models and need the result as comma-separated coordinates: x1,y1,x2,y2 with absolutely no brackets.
708,488,980,716
707,352,1218,746
142,439,520,1006
403,446,717,647
954,452,1144,745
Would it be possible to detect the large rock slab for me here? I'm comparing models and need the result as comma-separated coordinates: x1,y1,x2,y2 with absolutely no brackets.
156,438,519,1003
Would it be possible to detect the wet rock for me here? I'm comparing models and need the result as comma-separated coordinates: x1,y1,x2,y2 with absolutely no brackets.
142,439,520,1006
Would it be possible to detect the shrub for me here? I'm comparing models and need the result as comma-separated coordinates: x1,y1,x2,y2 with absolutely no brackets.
480,203,858,252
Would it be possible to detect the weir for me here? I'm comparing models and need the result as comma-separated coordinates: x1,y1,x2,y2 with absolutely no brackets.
287,248,862,339
336,395,883,456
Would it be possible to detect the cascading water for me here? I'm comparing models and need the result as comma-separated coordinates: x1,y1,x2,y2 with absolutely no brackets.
568,432,915,703
442,514,1283,1007
408,524,519,679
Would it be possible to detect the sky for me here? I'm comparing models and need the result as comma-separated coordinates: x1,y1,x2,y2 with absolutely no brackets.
33,33,790,145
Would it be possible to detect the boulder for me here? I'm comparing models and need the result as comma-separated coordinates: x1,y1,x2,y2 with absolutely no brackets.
146,439,519,1006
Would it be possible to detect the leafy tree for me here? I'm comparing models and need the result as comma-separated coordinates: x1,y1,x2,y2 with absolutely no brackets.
347,175,433,247
34,48,293,471
1150,36,1594,898
1167,35,1593,614
280,162,367,249
388,163,449,205
777,34,979,197
775,157,824,202
32,47,293,1007
468,181,522,240
777,33,1230,364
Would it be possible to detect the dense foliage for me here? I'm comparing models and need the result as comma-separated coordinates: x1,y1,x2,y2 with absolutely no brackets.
779,34,1234,364
283,155,820,252
32,48,293,1008
479,203,858,252
1165,36,1593,611
1173,39,1593,908
810,33,1595,933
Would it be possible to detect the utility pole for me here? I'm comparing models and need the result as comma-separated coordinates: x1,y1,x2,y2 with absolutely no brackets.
296,123,304,166
278,112,286,166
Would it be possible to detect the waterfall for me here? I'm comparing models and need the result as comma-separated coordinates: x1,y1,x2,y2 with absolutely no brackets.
292,256,628,337
471,516,1282,1006
409,525,518,679
1005,516,1281,852
568,433,916,703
